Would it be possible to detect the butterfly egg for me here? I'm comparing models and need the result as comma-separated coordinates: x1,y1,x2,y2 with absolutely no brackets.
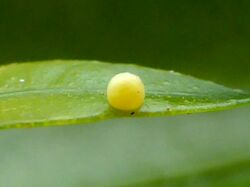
107,72,145,112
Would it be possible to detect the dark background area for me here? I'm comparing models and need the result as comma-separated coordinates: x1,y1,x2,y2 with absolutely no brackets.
0,0,249,89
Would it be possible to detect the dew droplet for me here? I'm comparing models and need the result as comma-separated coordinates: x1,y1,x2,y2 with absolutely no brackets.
19,79,25,83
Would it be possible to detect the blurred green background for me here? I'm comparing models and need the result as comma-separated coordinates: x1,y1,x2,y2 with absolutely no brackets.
0,1,249,186
1,0,250,89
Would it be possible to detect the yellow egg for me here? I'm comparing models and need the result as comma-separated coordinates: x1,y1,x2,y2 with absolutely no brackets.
107,72,145,111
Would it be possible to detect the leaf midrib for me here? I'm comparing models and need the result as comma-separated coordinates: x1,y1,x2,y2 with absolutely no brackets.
1,88,250,99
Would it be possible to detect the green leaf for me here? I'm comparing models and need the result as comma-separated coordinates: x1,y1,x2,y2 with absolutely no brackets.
0,60,250,129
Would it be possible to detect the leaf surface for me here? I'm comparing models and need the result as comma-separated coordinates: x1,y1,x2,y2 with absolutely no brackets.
0,60,249,129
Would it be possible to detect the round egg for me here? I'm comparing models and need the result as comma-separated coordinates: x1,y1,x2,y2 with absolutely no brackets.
107,72,145,111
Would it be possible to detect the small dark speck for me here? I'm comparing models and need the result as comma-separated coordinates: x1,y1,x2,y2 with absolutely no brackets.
130,112,135,115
